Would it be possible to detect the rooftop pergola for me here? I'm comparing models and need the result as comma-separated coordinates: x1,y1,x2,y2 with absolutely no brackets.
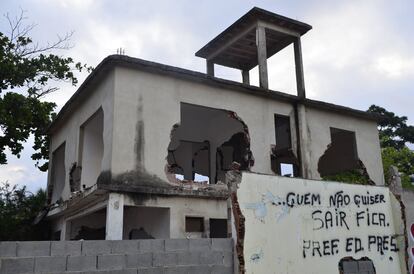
195,7,312,98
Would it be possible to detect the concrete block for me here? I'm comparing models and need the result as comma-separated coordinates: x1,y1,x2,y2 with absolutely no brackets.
153,252,177,267
211,239,232,252
342,261,358,273
222,251,233,267
139,239,164,253
184,265,211,274
176,252,200,266
111,240,139,254
137,267,164,274
97,254,126,270
82,240,111,255
126,253,152,268
164,266,192,274
189,239,211,252
0,242,17,257
74,270,137,274
67,255,96,271
50,241,81,256
34,256,66,273
17,241,50,257
165,239,188,252
0,257,34,274
210,265,233,274
200,251,223,265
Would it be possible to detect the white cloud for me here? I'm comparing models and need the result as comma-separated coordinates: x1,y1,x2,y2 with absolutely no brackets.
372,54,414,79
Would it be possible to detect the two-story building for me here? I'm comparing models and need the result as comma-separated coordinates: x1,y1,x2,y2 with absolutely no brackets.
44,7,384,242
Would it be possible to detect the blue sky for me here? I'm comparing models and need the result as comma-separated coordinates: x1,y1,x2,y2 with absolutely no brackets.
1,0,413,192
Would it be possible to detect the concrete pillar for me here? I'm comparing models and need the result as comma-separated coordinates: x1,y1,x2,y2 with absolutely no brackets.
106,193,124,240
297,104,311,179
60,221,67,241
206,60,214,76
241,70,250,85
256,25,268,89
294,37,306,99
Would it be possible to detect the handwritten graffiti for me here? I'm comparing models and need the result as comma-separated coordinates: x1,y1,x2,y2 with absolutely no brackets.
243,188,400,260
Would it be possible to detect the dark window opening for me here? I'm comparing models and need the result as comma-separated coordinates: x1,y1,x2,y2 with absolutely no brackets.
339,257,376,274
318,127,359,177
52,230,61,241
209,218,228,238
185,216,204,232
275,114,292,151
271,114,299,176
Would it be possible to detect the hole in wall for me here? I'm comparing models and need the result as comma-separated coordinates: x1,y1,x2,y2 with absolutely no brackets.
338,257,376,274
318,127,374,184
271,114,299,176
166,103,254,184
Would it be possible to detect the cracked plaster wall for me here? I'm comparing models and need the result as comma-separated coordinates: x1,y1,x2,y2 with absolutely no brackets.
304,107,384,185
111,67,296,181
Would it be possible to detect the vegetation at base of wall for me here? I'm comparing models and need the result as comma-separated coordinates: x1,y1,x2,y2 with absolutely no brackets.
322,169,371,185
367,105,414,189
0,182,50,241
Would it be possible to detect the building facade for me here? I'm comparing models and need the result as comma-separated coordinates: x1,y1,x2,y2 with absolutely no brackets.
45,8,385,244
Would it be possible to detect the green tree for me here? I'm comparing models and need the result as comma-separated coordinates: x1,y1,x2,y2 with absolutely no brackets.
0,10,91,171
0,182,49,240
367,105,414,149
367,105,414,187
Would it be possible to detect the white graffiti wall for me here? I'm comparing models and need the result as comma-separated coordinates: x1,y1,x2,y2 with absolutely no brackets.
237,172,407,274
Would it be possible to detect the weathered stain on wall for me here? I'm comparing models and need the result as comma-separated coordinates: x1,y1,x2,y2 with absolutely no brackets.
234,172,407,274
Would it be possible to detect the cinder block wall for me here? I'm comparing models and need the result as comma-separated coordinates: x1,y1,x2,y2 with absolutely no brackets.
0,239,233,274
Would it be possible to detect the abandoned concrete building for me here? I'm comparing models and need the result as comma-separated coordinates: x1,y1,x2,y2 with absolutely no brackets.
45,7,385,242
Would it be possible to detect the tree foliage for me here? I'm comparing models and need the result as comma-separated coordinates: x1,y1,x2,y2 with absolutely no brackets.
0,182,49,240
0,10,91,171
367,105,414,187
367,105,414,149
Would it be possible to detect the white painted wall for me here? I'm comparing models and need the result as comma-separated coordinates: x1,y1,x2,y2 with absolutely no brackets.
106,192,124,240
237,172,406,274
112,67,296,180
304,107,384,185
111,67,383,186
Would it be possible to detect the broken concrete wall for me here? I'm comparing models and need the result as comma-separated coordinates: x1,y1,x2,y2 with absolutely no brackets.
234,172,406,274
111,66,296,181
47,69,115,202
304,107,384,185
